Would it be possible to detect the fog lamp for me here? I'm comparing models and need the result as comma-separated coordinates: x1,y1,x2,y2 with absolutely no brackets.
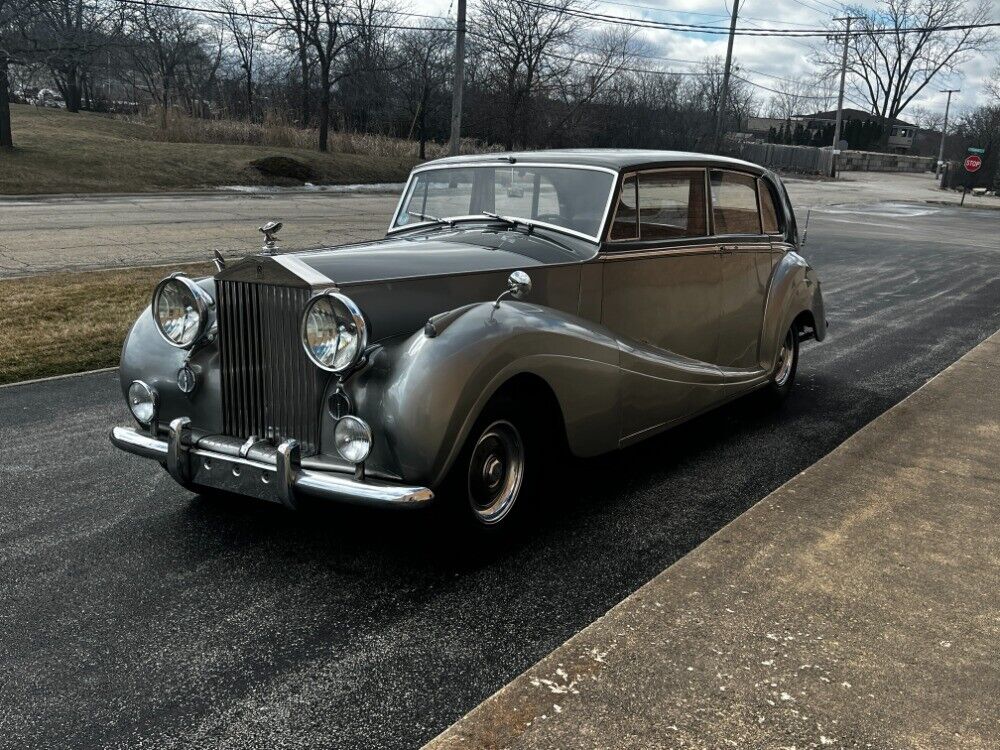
127,380,157,426
334,416,372,464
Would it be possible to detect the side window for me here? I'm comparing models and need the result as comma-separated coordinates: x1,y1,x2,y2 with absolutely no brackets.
609,175,638,240
638,170,706,240
758,178,782,234
710,171,762,235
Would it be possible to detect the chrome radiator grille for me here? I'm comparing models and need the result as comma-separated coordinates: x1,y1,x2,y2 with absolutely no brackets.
216,281,324,455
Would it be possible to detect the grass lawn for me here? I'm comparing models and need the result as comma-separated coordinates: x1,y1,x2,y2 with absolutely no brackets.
0,105,419,194
0,264,212,384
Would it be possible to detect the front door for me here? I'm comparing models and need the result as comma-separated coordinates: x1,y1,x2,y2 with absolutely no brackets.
600,169,722,440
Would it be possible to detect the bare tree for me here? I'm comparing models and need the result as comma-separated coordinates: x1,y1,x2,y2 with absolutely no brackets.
299,0,355,151
542,26,635,145
269,0,314,125
397,25,450,158
472,0,586,149
818,0,994,149
31,0,120,111
766,74,831,120
0,0,27,148
124,0,204,128
216,0,261,118
906,104,945,131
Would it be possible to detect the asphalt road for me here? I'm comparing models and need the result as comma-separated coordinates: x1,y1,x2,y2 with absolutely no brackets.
1,170,994,279
2,202,1000,750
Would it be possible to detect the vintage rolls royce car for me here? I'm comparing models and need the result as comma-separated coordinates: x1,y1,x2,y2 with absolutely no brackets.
111,150,826,530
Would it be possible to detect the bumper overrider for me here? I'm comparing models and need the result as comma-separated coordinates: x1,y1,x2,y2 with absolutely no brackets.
109,417,434,509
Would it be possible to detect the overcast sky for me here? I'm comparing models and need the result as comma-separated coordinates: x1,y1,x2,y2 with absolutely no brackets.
425,0,998,119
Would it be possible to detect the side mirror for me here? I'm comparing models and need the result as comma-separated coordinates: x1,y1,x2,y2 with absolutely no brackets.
508,270,532,299
493,270,532,309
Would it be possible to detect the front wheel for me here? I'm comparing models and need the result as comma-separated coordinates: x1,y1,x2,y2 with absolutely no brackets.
442,396,539,534
766,326,799,401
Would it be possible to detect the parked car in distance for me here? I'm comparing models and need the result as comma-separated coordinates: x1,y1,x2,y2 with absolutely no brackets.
111,149,826,531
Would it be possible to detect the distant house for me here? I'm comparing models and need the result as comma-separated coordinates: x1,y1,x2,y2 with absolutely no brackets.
795,109,917,153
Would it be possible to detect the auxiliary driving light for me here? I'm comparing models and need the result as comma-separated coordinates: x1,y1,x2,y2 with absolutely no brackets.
127,380,158,426
334,416,372,464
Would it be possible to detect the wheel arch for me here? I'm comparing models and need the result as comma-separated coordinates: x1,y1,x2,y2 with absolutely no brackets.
760,251,826,369
345,301,622,488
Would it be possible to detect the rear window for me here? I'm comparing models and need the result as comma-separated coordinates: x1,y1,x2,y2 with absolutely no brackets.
710,171,761,235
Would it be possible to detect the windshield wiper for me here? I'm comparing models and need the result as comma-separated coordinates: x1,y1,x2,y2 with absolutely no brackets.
407,211,454,227
480,210,535,231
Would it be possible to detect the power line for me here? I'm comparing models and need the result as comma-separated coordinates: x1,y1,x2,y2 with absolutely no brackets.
510,0,1000,37
114,0,455,31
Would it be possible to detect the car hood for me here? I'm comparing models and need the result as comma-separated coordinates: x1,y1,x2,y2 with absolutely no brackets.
286,226,593,286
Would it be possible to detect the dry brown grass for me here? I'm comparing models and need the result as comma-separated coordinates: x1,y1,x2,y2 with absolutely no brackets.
0,105,421,194
136,109,498,159
123,111,499,159
0,263,213,384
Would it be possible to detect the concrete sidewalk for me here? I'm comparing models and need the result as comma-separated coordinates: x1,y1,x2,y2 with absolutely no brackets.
427,332,1000,750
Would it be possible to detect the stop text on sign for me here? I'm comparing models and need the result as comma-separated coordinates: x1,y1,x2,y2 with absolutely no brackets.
964,155,982,173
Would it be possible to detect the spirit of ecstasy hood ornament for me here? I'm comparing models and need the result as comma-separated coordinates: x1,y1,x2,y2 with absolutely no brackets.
259,221,283,255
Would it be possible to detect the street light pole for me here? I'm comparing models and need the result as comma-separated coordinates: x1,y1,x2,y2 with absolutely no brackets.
447,0,467,157
831,16,860,178
936,89,959,177
714,0,739,152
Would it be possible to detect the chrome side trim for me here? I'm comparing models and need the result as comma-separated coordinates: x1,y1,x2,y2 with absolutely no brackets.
109,427,434,508
600,243,719,261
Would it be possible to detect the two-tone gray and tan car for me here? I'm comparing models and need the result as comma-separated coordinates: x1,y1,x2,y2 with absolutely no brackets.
112,150,826,530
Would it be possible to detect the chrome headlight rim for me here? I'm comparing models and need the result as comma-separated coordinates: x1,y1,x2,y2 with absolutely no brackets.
300,292,368,374
151,274,214,349
334,415,373,464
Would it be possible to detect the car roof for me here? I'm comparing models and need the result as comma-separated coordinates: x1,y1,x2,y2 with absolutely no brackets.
421,148,767,175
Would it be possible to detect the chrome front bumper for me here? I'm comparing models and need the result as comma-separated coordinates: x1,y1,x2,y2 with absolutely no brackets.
110,418,434,510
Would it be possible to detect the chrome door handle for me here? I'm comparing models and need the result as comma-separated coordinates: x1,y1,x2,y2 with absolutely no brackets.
719,244,738,254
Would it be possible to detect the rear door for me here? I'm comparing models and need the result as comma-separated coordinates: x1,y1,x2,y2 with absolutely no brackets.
710,169,774,370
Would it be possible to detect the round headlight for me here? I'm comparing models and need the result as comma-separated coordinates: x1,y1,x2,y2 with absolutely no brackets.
302,293,367,373
334,416,373,463
127,380,157,425
152,275,212,348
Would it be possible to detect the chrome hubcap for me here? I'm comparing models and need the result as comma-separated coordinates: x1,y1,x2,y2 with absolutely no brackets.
468,420,524,525
774,331,795,386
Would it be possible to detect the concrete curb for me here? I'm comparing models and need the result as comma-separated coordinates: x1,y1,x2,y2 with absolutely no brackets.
426,331,1000,750
0,367,118,389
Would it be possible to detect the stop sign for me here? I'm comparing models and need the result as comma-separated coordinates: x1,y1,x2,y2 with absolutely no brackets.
965,154,982,172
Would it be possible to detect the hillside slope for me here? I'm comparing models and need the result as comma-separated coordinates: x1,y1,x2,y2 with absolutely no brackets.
0,105,419,194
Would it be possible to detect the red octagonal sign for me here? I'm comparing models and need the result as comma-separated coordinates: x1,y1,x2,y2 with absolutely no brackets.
965,154,982,172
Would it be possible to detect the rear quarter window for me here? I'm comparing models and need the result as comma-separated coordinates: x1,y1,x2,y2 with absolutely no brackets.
758,178,783,234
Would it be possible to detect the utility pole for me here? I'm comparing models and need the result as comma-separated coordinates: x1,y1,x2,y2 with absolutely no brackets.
936,88,959,177
830,16,861,178
447,0,467,157
714,0,739,152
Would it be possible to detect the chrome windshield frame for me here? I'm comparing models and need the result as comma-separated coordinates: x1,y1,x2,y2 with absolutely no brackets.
387,162,620,243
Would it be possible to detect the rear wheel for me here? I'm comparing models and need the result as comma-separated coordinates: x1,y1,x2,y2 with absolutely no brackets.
767,326,799,401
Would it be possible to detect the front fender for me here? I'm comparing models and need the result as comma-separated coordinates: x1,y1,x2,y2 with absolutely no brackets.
760,252,826,370
118,277,223,435
344,301,623,488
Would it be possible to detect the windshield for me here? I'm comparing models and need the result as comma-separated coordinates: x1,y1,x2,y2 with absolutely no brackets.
392,165,616,241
